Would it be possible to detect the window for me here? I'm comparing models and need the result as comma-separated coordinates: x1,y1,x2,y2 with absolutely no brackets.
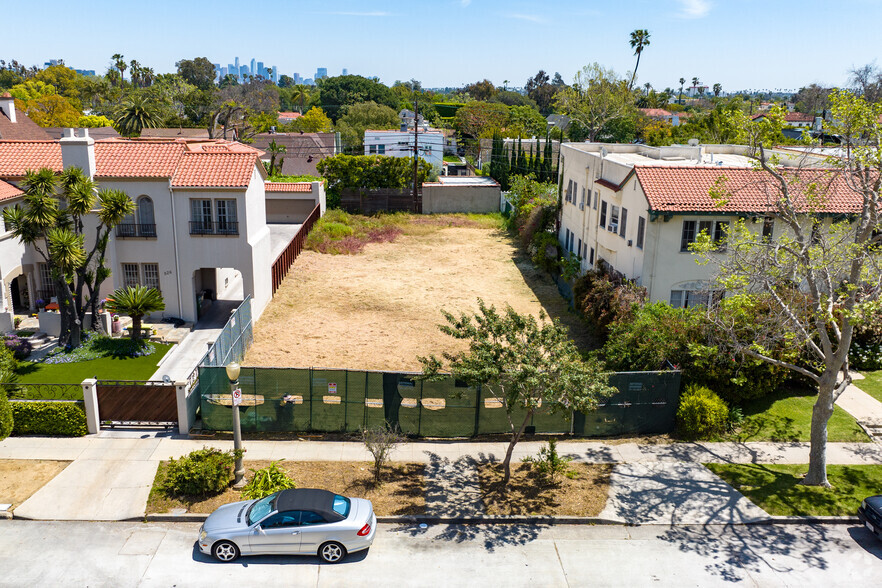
670,289,721,308
299,511,327,526
377,144,385,155
620,207,628,239
589,247,595,265
261,511,300,529
593,190,598,210
142,263,160,293
580,187,585,210
573,182,578,205
566,179,573,203
564,228,570,248
38,263,55,298
332,495,351,517
136,196,156,237
216,199,238,234
762,217,774,240
681,220,728,252
636,216,646,249
577,238,582,257
608,205,620,234
190,199,212,233
599,201,607,229
122,263,140,289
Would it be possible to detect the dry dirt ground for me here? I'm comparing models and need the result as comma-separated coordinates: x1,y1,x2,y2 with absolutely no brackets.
247,226,591,371
147,460,424,516
0,459,70,508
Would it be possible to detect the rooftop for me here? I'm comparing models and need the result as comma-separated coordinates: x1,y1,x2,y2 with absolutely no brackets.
0,178,22,202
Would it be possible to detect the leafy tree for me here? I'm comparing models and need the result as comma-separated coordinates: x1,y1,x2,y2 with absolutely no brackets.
419,300,614,485
849,63,882,103
507,105,547,138
316,154,431,199
34,64,84,102
293,107,334,133
693,91,882,486
453,101,509,139
4,168,134,347
336,101,400,150
8,80,57,101
628,29,651,90
105,286,165,342
265,140,286,176
209,78,280,140
21,94,80,127
77,114,114,128
315,75,399,121
525,70,558,114
555,63,635,142
713,83,722,98
278,75,295,88
176,57,216,91
462,79,497,101
792,83,831,115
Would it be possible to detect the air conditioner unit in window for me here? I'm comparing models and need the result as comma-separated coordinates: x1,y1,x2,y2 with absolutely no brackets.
628,240,633,247
579,202,584,210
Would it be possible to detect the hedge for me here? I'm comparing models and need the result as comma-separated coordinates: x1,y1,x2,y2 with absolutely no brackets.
11,400,88,437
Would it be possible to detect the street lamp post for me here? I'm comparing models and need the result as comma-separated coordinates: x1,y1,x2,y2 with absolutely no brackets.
225,361,246,488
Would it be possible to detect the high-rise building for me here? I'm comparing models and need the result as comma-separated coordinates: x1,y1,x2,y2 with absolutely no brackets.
257,61,265,78
293,73,301,84
250,58,256,77
342,68,348,76
271,67,278,83
316,67,328,81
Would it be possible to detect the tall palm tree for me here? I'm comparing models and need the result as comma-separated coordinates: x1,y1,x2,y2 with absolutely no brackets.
713,83,722,97
628,29,651,90
678,78,685,104
111,54,127,86
292,84,310,113
105,286,165,342
114,94,160,136
691,77,700,96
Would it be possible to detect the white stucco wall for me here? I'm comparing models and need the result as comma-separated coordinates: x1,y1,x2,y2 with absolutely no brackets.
364,130,445,172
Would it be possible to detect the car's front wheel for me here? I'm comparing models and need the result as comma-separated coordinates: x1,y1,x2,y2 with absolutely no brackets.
318,541,346,563
212,540,240,562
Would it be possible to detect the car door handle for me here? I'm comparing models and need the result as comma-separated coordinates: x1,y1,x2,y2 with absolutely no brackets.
291,531,300,535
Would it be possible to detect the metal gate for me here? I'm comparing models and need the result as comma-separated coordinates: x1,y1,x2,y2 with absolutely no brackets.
96,381,178,427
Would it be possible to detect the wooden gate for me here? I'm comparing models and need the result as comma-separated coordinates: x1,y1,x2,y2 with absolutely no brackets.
96,381,178,427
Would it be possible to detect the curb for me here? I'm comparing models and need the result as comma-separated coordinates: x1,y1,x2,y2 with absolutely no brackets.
141,513,860,526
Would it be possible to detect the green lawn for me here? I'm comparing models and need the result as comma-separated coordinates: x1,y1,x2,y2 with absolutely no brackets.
726,387,869,443
855,370,882,404
706,463,882,516
443,155,462,163
17,342,174,384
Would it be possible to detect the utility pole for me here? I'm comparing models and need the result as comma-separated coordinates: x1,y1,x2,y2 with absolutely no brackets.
412,98,419,211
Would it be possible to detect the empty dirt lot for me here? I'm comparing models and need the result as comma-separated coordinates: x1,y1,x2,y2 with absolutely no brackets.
246,224,590,371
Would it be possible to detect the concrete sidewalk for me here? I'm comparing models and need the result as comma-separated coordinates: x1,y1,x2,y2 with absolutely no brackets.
2,434,881,523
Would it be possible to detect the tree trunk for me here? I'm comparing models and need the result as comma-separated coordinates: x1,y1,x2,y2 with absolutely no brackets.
501,409,533,486
131,315,142,342
802,381,835,487
55,278,81,349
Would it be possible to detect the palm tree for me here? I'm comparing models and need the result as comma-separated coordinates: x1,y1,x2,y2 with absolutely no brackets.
691,77,700,96
628,29,651,90
114,94,160,136
111,54,126,86
678,78,685,104
292,84,310,113
713,83,722,97
105,286,165,342
643,82,652,96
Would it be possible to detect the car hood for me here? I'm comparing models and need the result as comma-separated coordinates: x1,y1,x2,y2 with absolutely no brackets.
203,500,254,534
865,495,882,511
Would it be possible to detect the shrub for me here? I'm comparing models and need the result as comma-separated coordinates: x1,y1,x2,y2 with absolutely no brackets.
10,401,87,436
676,385,729,440
522,438,575,486
529,230,560,274
0,389,12,441
242,461,296,499
573,270,646,342
161,447,242,496
602,302,701,372
362,424,404,483
4,335,33,360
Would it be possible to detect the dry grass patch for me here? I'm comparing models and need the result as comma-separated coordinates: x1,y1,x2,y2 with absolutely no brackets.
147,460,424,516
477,462,612,516
0,459,70,509
248,221,591,371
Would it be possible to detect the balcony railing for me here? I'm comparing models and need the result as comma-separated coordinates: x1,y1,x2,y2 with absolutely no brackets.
116,223,157,238
189,220,239,236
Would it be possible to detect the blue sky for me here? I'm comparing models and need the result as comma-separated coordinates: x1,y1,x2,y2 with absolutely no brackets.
4,0,881,91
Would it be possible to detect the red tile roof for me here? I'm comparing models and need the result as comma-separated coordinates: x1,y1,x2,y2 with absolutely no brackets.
278,112,302,119
95,142,185,177
0,138,262,187
0,141,63,176
172,152,258,187
0,179,23,202
785,112,815,123
634,166,859,214
639,108,673,118
265,181,313,192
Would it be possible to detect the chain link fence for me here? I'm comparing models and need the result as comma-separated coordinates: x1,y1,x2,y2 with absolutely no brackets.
200,296,253,368
198,367,680,437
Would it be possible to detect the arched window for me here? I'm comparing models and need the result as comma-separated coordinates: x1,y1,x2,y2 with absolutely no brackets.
137,196,156,237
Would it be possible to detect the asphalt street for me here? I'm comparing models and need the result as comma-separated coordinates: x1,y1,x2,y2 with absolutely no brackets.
1,520,881,587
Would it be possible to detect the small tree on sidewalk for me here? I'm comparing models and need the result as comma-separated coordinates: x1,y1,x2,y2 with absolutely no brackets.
361,423,404,484
419,299,615,486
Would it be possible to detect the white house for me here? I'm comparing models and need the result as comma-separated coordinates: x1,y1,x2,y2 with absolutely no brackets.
557,142,835,306
0,130,323,326
364,128,445,173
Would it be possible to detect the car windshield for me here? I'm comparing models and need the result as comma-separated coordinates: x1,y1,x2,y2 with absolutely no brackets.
247,491,280,526
333,495,351,518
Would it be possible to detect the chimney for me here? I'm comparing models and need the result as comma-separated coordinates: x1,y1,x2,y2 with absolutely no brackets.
60,128,96,179
401,122,408,132
0,92,15,123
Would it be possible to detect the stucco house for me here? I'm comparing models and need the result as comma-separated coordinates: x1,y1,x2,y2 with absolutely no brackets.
557,142,837,306
0,129,323,328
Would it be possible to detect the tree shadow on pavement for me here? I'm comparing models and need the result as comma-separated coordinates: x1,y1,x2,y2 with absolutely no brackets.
394,522,545,553
562,445,616,463
658,524,841,583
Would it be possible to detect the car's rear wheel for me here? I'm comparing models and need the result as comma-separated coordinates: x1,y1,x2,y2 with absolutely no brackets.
212,541,240,562
318,541,346,563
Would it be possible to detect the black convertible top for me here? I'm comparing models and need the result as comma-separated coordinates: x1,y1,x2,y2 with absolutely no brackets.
275,488,346,522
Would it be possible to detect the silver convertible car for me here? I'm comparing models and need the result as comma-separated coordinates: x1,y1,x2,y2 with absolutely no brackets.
198,488,376,563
